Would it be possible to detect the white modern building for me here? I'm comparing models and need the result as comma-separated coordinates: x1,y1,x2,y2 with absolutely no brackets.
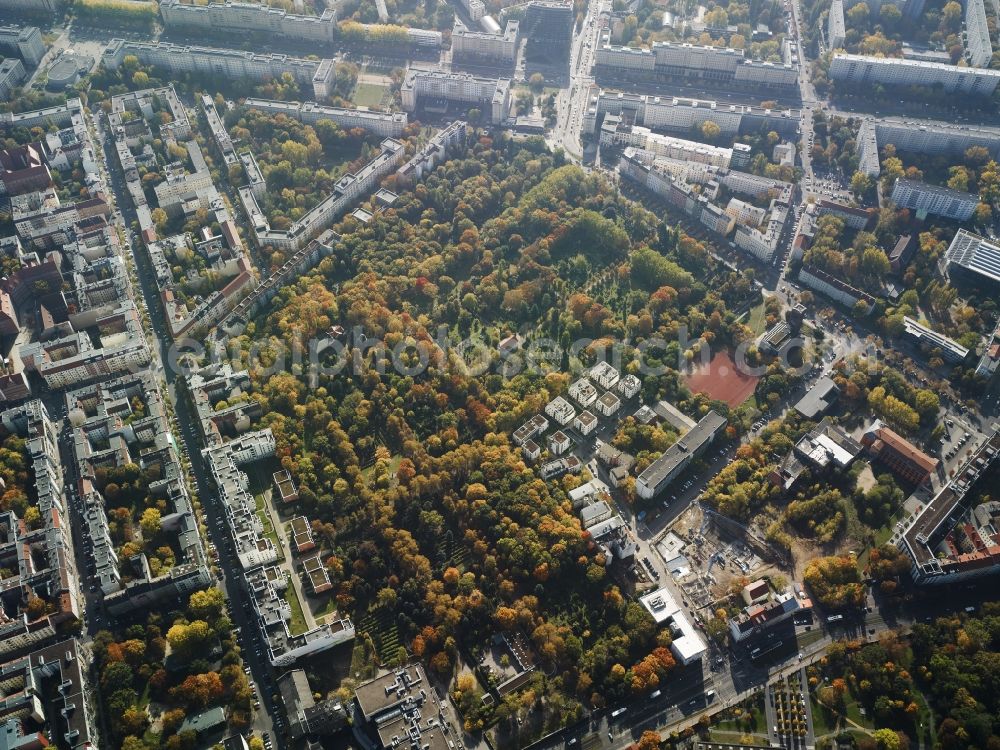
639,588,707,665
829,52,1000,96
160,0,339,43
545,396,576,425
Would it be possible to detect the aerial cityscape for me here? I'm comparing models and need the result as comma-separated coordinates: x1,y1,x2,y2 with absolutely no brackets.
0,0,997,748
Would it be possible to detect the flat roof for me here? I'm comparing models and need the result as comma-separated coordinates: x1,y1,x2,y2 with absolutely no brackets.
636,410,726,488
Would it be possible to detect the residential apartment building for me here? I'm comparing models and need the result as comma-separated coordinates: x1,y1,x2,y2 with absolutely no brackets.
942,228,1000,287
452,19,520,65
201,427,356,667
798,264,878,312
595,37,798,88
829,52,1000,95
600,118,734,167
66,372,211,613
102,39,332,99
395,119,468,183
0,25,45,67
815,199,872,229
521,0,574,59
900,428,1000,585
159,0,339,43
460,0,487,21
858,116,1000,177
400,68,511,124
828,0,846,49
734,201,789,263
635,411,726,499
890,178,978,221
19,302,151,389
242,98,408,138
585,89,801,138
239,137,404,252
965,0,993,67
0,401,82,659
0,58,25,102
0,640,97,749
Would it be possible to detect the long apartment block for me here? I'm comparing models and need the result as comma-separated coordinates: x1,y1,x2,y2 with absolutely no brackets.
102,39,335,101
829,52,1000,96
594,37,799,89
242,98,408,138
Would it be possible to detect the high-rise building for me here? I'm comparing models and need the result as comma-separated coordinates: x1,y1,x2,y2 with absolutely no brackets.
827,0,846,49
522,0,574,60
0,25,45,67
452,19,520,65
965,0,993,67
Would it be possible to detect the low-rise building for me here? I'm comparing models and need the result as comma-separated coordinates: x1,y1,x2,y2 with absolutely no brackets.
862,420,939,485
544,396,576,426
590,361,620,390
618,373,641,398
729,590,804,642
901,317,970,363
596,391,621,417
569,377,598,407
513,414,550,446
639,588,707,664
793,375,840,420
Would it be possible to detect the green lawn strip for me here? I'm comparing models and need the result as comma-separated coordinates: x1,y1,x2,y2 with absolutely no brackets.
284,585,309,636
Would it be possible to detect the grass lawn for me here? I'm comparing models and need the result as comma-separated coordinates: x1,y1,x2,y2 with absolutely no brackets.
810,695,837,735
747,302,767,335
284,586,309,636
353,82,387,108
708,730,769,746
313,597,339,621
254,493,284,562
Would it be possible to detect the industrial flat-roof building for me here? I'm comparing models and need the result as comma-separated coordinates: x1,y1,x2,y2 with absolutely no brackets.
941,228,1000,287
